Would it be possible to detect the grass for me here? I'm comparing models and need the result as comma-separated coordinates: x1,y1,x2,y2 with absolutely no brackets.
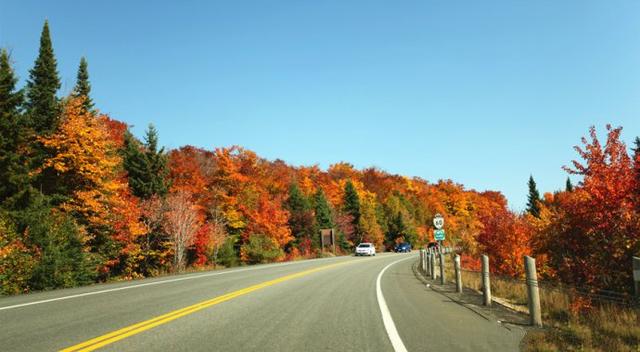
433,256,640,351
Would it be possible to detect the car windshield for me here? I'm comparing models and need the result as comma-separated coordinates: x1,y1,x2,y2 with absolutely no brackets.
358,244,371,248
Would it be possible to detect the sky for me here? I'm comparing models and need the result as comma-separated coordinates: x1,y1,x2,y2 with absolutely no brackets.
1,0,639,210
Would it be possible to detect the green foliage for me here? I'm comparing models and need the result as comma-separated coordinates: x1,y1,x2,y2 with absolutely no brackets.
0,213,37,295
343,180,360,229
527,175,541,217
25,21,60,135
17,197,97,291
314,189,334,229
0,49,31,209
284,183,314,246
241,234,283,264
72,57,93,112
217,236,239,267
122,125,169,199
565,177,573,192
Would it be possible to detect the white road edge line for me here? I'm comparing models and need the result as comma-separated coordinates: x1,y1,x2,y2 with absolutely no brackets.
376,256,414,352
0,255,348,311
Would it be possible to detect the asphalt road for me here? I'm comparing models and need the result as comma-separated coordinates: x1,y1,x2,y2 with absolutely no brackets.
0,253,525,351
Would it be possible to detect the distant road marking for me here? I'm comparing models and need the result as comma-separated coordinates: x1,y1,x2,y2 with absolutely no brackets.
0,256,345,311
376,256,413,352
59,260,356,352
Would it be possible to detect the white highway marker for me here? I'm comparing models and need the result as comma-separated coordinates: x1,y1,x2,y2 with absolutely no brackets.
376,256,414,352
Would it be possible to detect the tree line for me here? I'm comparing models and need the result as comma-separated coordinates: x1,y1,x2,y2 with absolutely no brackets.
1,22,640,296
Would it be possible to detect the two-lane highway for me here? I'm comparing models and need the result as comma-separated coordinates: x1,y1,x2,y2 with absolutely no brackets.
0,253,525,351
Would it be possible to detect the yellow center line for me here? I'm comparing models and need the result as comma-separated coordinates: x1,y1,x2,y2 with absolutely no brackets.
60,260,353,352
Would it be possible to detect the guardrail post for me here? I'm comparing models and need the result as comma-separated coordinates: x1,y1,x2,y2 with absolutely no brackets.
425,251,430,278
419,249,424,272
430,249,436,279
454,254,462,293
422,250,427,277
525,256,542,327
633,256,640,296
439,251,445,285
482,254,491,306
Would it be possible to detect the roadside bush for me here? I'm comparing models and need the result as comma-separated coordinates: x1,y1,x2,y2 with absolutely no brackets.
240,234,283,264
0,214,37,295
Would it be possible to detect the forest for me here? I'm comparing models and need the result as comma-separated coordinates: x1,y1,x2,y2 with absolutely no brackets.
1,22,640,296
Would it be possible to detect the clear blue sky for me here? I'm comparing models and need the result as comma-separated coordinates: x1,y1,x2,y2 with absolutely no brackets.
2,1,639,210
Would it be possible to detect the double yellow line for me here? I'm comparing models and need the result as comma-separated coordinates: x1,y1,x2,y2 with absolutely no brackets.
61,260,350,352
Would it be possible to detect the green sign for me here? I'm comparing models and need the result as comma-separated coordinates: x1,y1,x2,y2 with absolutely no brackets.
434,229,445,241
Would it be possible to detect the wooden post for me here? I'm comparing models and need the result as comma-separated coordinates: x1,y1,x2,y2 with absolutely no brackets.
439,251,445,285
426,251,431,278
633,257,640,296
482,254,491,306
419,249,424,271
455,254,462,293
525,256,542,327
430,249,436,279
423,250,427,276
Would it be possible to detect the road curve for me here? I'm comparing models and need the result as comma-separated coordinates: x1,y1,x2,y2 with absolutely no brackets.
0,253,524,351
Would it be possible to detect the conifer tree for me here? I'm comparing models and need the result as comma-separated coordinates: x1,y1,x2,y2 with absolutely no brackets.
284,183,314,245
565,177,574,192
72,57,93,112
314,189,334,229
343,180,360,239
122,124,169,199
0,49,29,207
527,175,541,217
25,21,60,134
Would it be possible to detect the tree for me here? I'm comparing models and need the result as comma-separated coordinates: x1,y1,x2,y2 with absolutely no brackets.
72,57,93,112
240,234,283,264
0,49,29,208
342,180,361,243
526,175,541,217
284,183,314,249
25,21,60,135
163,190,199,271
0,213,37,294
633,137,640,209
122,125,169,199
314,189,334,229
565,177,574,192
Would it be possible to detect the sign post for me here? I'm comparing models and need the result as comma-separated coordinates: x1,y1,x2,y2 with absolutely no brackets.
320,229,335,255
433,213,445,252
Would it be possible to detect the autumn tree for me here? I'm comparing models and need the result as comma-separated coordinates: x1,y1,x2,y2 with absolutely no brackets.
163,190,199,271
71,57,93,112
526,175,541,217
0,213,37,294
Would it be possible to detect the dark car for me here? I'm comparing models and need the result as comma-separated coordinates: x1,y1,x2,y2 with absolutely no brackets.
394,242,411,253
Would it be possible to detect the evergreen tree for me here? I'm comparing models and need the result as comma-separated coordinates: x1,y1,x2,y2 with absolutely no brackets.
343,180,360,224
72,57,93,112
284,183,314,246
527,175,541,217
565,177,574,192
314,189,334,229
25,21,60,135
122,125,169,199
0,49,30,207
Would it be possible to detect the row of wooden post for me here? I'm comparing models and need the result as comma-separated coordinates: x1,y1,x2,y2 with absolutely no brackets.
419,249,542,327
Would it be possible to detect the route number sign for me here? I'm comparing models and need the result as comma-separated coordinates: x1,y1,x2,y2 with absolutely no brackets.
433,213,444,230
434,229,446,241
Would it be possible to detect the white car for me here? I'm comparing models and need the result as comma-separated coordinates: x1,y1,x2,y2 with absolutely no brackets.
355,243,376,256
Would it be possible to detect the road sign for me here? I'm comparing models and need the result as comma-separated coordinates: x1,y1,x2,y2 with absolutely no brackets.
433,213,444,230
434,229,445,241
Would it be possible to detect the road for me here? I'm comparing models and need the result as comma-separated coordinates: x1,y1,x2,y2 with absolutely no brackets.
0,253,525,351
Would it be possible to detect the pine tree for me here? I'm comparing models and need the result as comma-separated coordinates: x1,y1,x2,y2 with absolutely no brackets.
284,183,314,245
314,189,334,229
25,21,60,135
565,177,574,192
343,180,360,239
72,57,93,112
0,49,29,207
122,125,169,199
527,175,541,217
